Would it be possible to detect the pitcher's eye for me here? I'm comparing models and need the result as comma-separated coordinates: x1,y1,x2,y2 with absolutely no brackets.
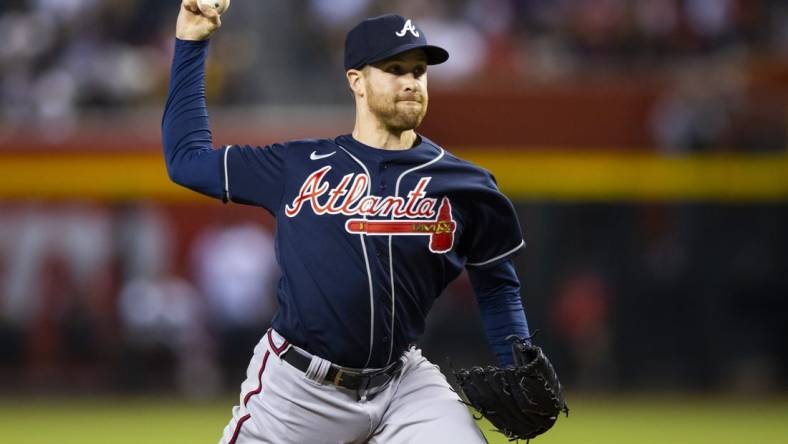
387,65,404,75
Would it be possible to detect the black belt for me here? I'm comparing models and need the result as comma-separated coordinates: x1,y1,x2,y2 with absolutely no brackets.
282,348,403,391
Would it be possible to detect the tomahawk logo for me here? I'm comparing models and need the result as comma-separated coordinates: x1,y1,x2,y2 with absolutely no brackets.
395,19,420,38
345,197,455,254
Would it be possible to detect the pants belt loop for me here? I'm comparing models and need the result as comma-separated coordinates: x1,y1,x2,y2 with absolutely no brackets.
305,355,332,383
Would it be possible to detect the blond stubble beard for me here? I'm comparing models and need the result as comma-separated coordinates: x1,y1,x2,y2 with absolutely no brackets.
365,84,428,132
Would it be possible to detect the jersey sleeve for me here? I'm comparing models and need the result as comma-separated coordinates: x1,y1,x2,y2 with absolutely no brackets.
161,38,290,213
224,143,288,214
461,171,525,269
467,259,530,366
161,38,226,200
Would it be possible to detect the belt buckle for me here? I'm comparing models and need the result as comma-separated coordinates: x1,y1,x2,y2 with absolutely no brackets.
333,368,346,386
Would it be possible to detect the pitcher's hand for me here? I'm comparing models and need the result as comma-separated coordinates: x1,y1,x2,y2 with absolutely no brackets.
176,0,223,41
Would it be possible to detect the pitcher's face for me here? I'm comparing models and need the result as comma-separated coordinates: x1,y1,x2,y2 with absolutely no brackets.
362,49,429,132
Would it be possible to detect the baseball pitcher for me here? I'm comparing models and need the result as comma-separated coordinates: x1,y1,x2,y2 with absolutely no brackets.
163,1,567,443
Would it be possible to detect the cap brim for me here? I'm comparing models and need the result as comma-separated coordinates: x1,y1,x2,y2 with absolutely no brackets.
357,43,449,69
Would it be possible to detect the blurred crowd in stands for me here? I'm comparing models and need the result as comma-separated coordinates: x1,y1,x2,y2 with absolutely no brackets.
1,200,786,395
1,0,786,150
0,202,281,396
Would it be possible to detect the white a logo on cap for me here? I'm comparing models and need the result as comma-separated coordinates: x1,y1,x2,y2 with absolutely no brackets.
395,19,420,38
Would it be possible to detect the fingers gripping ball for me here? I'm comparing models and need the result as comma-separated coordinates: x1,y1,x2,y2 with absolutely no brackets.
198,0,230,15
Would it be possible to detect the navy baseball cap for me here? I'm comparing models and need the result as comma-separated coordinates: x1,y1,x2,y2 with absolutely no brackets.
344,14,449,71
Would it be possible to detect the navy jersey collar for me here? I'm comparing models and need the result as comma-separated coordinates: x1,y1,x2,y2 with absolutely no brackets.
335,134,430,159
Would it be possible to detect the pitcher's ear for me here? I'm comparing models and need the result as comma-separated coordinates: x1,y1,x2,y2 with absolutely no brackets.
346,69,364,98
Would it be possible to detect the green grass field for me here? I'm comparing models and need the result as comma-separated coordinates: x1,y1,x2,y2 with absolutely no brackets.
0,395,786,444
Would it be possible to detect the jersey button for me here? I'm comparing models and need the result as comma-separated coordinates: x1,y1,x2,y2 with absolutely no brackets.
382,336,389,343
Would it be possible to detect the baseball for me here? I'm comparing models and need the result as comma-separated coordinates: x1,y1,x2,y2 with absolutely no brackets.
198,0,230,16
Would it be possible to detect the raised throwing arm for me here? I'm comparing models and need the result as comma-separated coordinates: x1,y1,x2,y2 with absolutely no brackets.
161,1,229,200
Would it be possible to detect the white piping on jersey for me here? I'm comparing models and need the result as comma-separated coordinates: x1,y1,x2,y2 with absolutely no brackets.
387,147,445,364
465,239,526,267
337,145,376,368
223,145,232,202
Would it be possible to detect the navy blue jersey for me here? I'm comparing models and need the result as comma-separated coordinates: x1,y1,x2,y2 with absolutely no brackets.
223,135,523,367
163,39,529,368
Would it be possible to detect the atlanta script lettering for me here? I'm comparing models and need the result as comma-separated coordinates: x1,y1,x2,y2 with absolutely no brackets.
285,166,438,218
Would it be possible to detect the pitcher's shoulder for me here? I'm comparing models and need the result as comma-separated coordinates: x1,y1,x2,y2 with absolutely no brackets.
421,136,494,179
